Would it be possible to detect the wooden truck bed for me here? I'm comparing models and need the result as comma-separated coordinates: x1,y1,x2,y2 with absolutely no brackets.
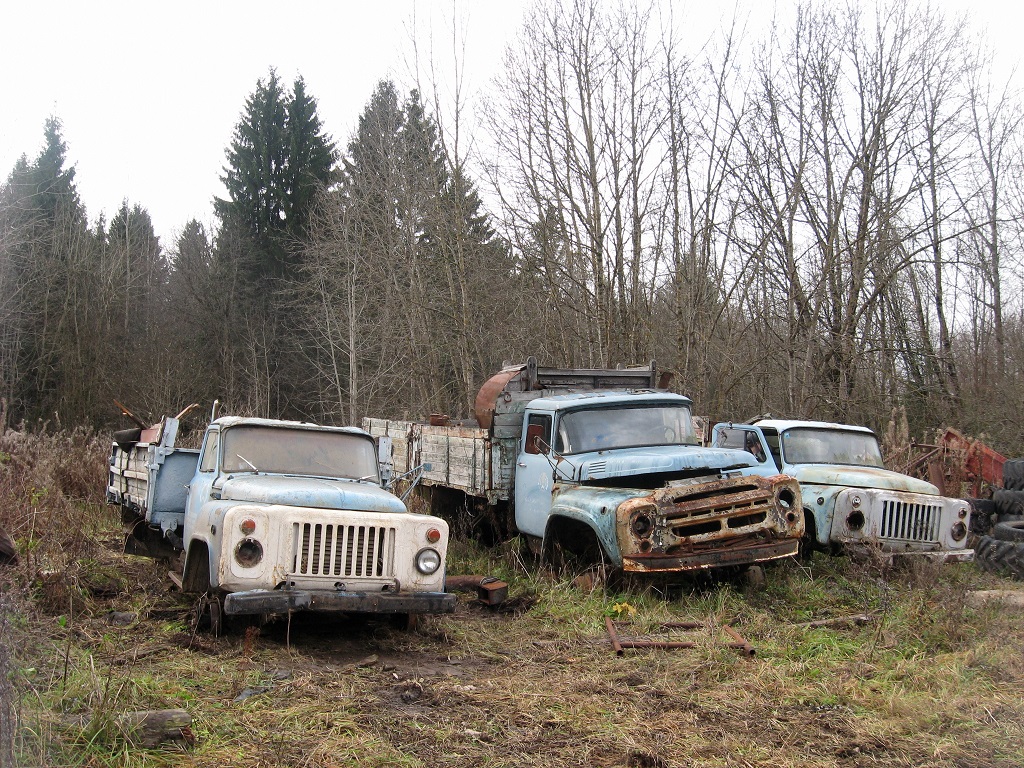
363,418,516,503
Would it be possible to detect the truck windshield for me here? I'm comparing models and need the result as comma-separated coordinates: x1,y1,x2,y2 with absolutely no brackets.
555,405,697,454
781,428,884,468
220,426,379,481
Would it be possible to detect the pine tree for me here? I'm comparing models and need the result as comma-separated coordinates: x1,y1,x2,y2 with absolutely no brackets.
210,71,338,416
285,76,337,238
215,70,337,282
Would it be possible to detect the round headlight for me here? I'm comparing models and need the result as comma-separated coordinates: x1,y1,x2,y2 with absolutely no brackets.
951,522,967,542
234,538,263,567
415,548,442,574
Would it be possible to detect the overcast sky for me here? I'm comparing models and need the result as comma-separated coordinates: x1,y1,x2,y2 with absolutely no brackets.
1,0,1019,247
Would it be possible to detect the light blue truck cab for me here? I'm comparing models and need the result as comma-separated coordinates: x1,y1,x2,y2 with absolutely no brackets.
109,415,455,629
367,359,804,577
515,392,804,573
710,419,972,561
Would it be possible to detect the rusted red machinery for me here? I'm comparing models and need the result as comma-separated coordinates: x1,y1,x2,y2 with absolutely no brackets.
903,428,1006,498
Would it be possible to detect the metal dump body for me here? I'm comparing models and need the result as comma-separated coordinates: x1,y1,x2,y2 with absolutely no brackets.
107,416,198,539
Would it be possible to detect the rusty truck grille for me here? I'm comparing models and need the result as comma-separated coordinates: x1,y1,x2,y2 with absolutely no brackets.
291,523,396,578
666,481,775,539
879,500,941,542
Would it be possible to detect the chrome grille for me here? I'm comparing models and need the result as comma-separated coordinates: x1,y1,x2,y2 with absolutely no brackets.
291,523,396,578
879,499,941,542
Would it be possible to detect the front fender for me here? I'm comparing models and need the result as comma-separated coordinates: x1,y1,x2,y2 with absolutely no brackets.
182,536,216,592
547,485,638,565
801,484,845,546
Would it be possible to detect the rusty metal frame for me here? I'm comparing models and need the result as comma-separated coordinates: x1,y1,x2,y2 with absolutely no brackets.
604,617,755,656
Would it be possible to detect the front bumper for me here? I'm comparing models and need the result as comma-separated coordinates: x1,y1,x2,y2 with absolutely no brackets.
623,538,799,572
844,543,974,563
224,588,456,616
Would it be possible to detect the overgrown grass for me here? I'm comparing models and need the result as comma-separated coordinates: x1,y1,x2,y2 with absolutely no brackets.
2,428,1023,767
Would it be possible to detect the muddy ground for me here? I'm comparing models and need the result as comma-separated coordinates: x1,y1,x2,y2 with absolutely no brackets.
9,532,1024,768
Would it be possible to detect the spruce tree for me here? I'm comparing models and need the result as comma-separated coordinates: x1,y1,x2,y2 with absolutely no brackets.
216,70,337,283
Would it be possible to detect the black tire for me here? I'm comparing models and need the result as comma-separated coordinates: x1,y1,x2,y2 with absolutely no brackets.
975,535,1024,580
1002,458,1024,491
993,489,1024,518
992,519,1024,543
967,498,997,536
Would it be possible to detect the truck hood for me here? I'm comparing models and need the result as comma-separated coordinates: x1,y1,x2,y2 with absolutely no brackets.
787,465,939,494
219,474,407,514
573,445,755,481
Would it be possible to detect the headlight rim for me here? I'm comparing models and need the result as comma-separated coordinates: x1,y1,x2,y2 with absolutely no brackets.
415,547,442,575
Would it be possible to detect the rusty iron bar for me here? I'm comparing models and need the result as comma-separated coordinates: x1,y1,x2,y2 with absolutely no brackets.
723,624,756,656
605,618,755,657
605,616,624,655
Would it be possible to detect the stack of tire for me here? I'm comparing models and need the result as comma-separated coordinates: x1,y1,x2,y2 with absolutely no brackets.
974,458,1024,579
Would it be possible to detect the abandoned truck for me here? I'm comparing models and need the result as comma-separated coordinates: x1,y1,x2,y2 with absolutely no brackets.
364,359,803,576
711,419,973,561
107,413,455,632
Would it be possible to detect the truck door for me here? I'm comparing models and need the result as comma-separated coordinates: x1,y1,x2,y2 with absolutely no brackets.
710,424,777,471
183,426,220,541
514,412,555,537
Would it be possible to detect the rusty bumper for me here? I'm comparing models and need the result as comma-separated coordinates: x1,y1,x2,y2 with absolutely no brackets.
224,589,456,616
622,538,799,572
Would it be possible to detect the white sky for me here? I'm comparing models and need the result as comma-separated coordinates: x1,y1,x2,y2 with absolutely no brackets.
0,0,1019,247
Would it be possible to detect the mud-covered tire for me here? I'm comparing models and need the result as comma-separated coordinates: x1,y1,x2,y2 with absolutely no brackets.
992,519,1024,543
967,498,997,536
1002,458,1024,491
975,535,1024,580
993,489,1024,518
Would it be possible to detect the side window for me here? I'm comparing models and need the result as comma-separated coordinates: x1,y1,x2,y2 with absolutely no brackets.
524,414,552,455
760,428,783,471
199,430,219,473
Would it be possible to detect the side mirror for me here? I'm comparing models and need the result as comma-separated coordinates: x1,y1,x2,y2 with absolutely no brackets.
525,424,548,455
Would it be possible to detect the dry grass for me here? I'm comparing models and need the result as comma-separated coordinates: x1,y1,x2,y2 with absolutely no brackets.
1,427,1023,767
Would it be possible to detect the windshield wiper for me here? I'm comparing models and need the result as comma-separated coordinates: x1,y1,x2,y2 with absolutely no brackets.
236,454,258,472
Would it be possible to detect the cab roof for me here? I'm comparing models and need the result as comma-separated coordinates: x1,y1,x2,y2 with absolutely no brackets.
528,390,691,411
753,418,876,436
211,416,371,438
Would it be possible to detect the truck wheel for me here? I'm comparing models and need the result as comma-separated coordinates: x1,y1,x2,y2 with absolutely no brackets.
992,520,1024,543
743,565,767,590
975,535,1024,580
993,489,1024,518
1002,458,1024,491
967,498,997,536
190,593,224,636
543,519,604,572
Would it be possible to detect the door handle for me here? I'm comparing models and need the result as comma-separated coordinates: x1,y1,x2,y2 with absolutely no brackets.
517,462,527,467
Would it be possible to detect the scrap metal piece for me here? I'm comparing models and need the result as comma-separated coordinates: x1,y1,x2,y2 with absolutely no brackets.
605,618,756,656
445,574,509,606
722,624,756,656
